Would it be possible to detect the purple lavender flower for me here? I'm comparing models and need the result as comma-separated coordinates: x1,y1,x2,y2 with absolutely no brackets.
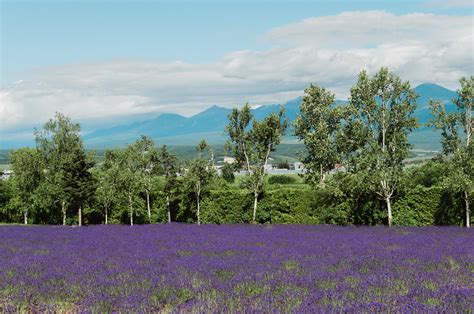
0,225,472,311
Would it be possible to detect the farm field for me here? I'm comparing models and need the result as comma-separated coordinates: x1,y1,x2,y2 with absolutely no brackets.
0,225,473,312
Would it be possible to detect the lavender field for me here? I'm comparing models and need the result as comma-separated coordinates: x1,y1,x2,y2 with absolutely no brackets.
0,225,473,312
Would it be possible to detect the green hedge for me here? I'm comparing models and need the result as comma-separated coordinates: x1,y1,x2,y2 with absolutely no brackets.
258,188,318,224
197,183,467,226
200,188,317,224
393,186,442,226
3,171,468,226
393,185,471,226
268,175,297,185
201,190,253,224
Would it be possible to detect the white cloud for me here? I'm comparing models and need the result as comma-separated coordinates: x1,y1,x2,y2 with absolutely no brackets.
424,0,473,8
0,10,472,133
264,11,471,47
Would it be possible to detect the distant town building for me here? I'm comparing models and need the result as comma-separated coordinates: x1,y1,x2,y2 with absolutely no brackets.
223,156,236,164
267,167,305,175
330,163,346,173
293,162,304,170
0,170,13,180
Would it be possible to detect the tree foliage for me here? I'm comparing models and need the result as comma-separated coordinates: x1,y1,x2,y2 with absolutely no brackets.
429,76,473,227
220,163,236,183
225,104,288,222
1,71,472,228
183,140,216,225
158,145,180,223
34,112,95,226
344,68,418,226
9,148,43,224
293,84,345,186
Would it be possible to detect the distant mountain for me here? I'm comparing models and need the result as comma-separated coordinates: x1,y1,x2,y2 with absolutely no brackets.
412,83,457,124
83,83,456,149
83,106,232,147
415,82,457,107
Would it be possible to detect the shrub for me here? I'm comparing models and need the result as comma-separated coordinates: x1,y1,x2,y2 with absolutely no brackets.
201,190,253,224
221,163,236,183
268,175,297,185
258,188,318,224
275,161,291,169
393,186,442,226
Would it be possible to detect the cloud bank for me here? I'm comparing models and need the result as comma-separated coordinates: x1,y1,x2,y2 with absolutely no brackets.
424,0,473,8
1,10,472,133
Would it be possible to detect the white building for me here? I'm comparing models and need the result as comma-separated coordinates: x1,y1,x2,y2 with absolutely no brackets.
223,156,236,164
0,170,13,180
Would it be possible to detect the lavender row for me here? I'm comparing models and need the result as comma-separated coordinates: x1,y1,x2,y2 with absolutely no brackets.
1,225,473,312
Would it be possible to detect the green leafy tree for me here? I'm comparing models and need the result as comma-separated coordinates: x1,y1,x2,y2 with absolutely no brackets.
66,151,96,226
102,141,155,226
196,139,208,158
92,155,121,225
294,84,345,186
113,148,141,226
9,148,43,224
158,145,180,223
34,112,95,226
429,76,473,227
225,104,287,222
0,177,13,222
133,136,160,223
184,140,215,225
221,163,236,183
30,177,62,224
346,68,418,226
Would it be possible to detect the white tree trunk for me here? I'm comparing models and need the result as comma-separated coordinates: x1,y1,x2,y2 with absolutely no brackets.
320,164,325,187
386,196,393,227
105,205,108,225
382,100,386,153
167,195,171,223
253,190,258,223
62,201,66,226
242,142,251,173
467,123,471,146
465,191,470,228
196,180,202,225
146,190,151,223
197,192,201,225
129,193,133,226
78,206,82,226
24,210,28,225
465,103,471,146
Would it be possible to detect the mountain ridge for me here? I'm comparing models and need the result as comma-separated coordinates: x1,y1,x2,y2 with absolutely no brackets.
83,83,456,148
0,83,457,149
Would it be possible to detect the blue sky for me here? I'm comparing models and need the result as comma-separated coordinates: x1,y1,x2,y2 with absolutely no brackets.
0,0,473,138
2,0,471,84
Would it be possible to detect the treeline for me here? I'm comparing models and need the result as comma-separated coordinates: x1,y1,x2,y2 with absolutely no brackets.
0,68,472,227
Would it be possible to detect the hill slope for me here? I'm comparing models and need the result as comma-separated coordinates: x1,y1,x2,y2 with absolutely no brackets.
83,83,457,149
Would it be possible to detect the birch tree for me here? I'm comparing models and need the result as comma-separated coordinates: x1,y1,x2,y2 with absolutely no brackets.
225,104,287,222
293,84,345,186
10,148,43,224
35,112,94,226
102,138,155,226
347,68,418,227
429,76,473,227
184,140,215,225
66,151,95,226
158,145,179,223
116,148,141,226
134,136,159,223
93,157,120,225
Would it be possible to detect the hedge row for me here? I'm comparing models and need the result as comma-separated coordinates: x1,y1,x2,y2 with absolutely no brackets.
195,185,469,226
